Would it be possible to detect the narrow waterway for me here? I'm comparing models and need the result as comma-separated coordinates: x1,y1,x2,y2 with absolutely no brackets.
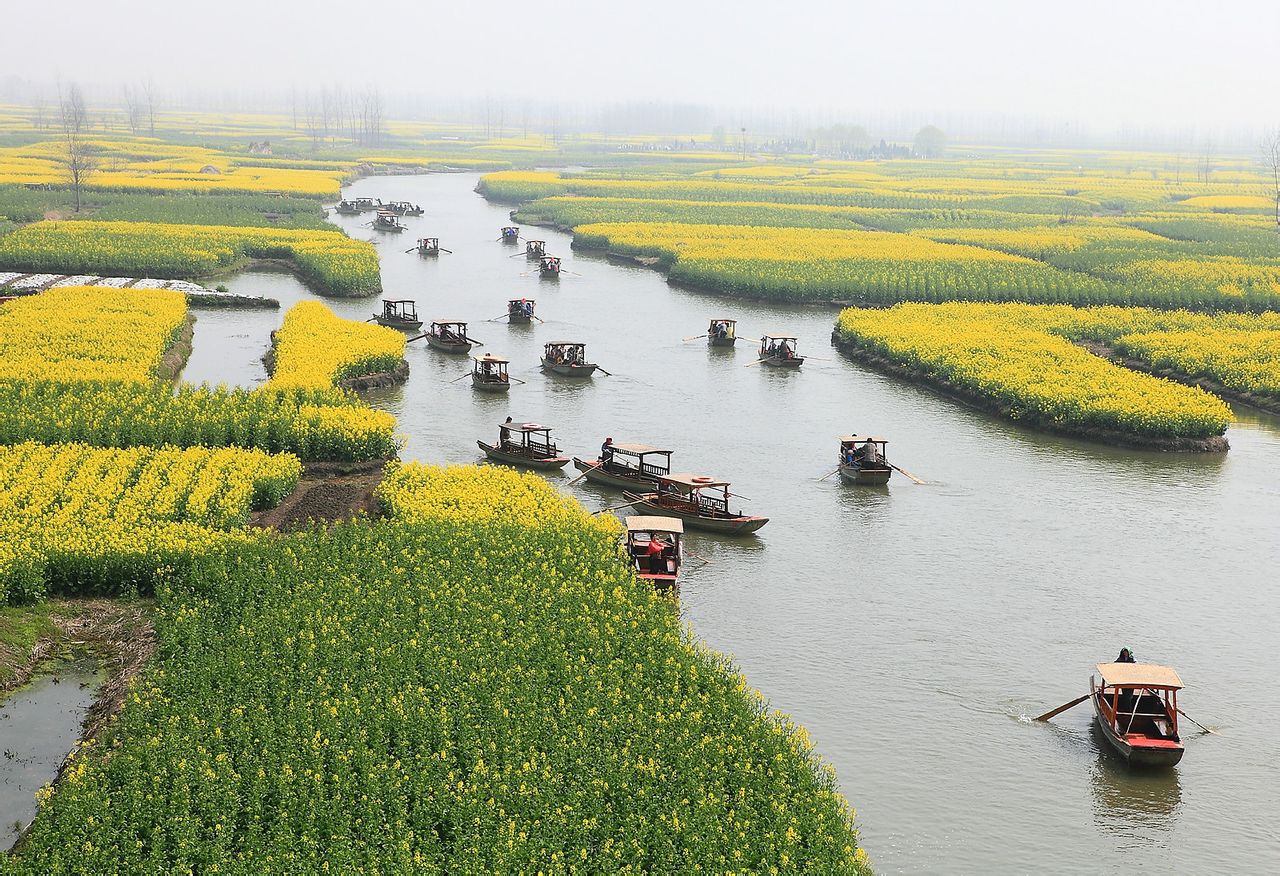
185,173,1280,874
0,662,101,850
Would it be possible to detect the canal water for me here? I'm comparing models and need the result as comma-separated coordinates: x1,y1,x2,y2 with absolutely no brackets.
0,662,101,850
185,173,1280,874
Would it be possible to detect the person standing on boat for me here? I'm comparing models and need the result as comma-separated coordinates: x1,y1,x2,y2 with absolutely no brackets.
601,437,614,468
647,535,668,575
500,416,513,449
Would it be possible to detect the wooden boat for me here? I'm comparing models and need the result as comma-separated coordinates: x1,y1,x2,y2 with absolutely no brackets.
334,199,362,215
624,473,769,535
572,443,673,490
623,516,683,593
372,210,407,233
500,225,521,244
539,255,562,278
423,320,478,354
352,197,381,212
415,237,440,256
707,318,737,347
541,341,597,377
507,298,536,324
837,435,892,485
526,239,547,259
373,299,422,330
1091,663,1186,768
758,333,804,368
479,421,569,469
385,201,424,216
471,354,511,392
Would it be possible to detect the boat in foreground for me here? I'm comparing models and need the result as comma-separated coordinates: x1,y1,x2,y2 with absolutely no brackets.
572,443,673,490
471,354,511,392
838,435,892,485
625,473,768,535
479,421,569,469
541,341,598,377
623,515,683,593
371,210,407,233
1091,663,1186,768
373,299,422,330
539,255,562,277
758,333,804,368
500,225,521,243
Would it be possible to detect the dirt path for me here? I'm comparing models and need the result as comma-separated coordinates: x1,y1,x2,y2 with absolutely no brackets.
251,459,388,531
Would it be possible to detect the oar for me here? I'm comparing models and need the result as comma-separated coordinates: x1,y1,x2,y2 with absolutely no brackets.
507,376,528,385
364,316,378,322
565,468,593,486
531,315,545,323
486,313,511,322
403,246,417,253
728,491,751,501
1035,694,1090,722
463,336,485,345
817,468,841,482
1177,707,1218,735
595,366,614,376
449,372,471,384
743,359,764,367
439,248,454,254
405,333,427,343
682,334,709,342
592,501,638,515
890,463,926,485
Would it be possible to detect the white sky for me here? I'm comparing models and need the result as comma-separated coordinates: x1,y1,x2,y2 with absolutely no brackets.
6,0,1278,131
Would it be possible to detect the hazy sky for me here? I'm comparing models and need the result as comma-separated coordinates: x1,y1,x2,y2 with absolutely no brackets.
7,0,1277,130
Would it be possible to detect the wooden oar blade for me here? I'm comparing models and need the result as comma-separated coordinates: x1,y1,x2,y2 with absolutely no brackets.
1036,693,1089,722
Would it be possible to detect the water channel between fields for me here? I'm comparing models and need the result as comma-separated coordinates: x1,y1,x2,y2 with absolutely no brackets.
0,661,102,850
179,172,1280,874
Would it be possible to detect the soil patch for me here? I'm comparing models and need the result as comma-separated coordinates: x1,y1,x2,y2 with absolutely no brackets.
251,458,388,531
1076,339,1280,416
156,315,195,381
831,330,1229,452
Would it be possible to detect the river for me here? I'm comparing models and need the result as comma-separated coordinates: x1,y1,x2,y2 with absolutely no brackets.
185,173,1280,874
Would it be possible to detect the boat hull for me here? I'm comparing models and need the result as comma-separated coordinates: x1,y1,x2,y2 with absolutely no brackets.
478,441,569,470
374,225,406,233
471,376,510,392
708,336,736,347
838,463,892,485
375,316,423,330
759,354,804,368
508,314,532,324
1091,688,1185,768
426,336,472,354
571,457,657,491
623,492,769,534
541,358,597,377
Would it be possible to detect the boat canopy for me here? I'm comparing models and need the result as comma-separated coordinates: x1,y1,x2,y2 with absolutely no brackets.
546,341,583,348
625,515,684,535
762,333,798,340
839,435,887,444
501,421,551,433
1096,663,1183,690
432,319,467,327
661,472,730,488
475,354,508,364
711,318,737,325
610,443,672,456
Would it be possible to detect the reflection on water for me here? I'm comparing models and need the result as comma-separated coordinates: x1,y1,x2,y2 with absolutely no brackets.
1090,725,1183,841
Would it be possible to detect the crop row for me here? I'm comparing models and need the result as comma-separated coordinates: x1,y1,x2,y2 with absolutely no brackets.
0,381,399,462
0,220,380,297
0,185,330,228
834,303,1234,443
0,441,299,603
5,466,867,873
269,302,405,389
0,286,188,384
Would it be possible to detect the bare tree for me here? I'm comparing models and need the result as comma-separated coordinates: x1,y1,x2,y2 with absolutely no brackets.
58,83,96,212
1198,140,1214,185
124,86,144,134
141,79,158,135
32,92,47,131
1263,129,1280,230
